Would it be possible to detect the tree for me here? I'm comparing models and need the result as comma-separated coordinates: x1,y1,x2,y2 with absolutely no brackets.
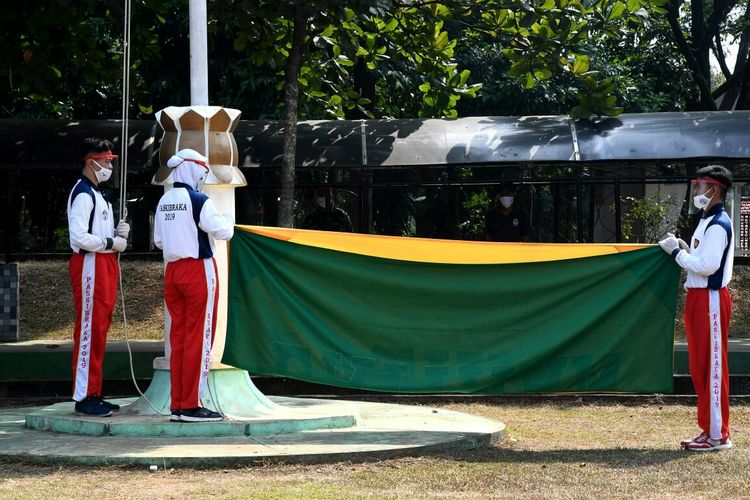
0,0,183,119
229,0,668,226
228,2,484,226
0,0,682,231
664,0,750,109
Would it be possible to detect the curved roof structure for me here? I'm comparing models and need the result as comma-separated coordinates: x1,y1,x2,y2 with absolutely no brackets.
1,111,749,171
240,111,750,167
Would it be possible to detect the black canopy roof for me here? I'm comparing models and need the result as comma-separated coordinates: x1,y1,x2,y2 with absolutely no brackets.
1,111,749,171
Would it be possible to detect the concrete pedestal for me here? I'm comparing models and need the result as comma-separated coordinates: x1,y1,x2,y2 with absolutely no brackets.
25,360,359,438
12,398,505,466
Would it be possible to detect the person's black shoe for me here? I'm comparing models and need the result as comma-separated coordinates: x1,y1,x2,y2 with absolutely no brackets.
74,396,113,417
179,407,223,422
170,410,182,422
92,396,120,411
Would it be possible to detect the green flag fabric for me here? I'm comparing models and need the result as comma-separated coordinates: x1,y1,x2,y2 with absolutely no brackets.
223,226,680,394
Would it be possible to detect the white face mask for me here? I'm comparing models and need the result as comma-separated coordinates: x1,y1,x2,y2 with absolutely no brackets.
92,160,112,183
693,191,713,211
196,175,206,192
499,196,514,209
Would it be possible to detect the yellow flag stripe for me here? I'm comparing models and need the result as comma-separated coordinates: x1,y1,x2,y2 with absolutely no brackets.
236,225,649,264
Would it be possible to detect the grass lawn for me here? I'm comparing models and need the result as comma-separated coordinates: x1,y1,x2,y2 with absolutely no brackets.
1,398,748,498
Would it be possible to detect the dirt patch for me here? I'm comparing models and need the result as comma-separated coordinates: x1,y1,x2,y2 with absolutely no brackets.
674,266,750,339
18,259,164,341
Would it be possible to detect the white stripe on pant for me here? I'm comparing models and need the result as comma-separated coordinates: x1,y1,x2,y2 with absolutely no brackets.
197,259,216,404
73,253,96,402
708,289,723,440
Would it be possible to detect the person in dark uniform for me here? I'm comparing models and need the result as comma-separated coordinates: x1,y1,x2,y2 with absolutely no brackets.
302,187,353,232
484,185,530,242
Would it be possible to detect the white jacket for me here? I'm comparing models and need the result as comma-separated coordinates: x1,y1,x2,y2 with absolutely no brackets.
154,183,234,263
67,176,115,253
675,203,733,290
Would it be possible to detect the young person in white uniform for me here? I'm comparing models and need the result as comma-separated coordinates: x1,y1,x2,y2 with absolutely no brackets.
659,165,734,451
67,137,129,417
154,149,234,422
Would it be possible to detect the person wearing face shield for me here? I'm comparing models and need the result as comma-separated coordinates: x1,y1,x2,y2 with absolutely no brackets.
484,184,530,242
659,165,735,451
153,149,234,423
66,137,129,417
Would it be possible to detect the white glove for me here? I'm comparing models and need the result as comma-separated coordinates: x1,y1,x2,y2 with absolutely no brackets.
658,235,679,256
116,220,130,239
667,232,690,253
112,236,127,252
222,212,235,225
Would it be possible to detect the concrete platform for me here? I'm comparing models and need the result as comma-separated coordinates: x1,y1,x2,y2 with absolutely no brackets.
24,397,359,438
2,398,505,467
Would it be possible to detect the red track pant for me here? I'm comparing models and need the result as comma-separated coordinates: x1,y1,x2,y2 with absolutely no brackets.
70,252,118,402
165,258,218,411
685,287,732,440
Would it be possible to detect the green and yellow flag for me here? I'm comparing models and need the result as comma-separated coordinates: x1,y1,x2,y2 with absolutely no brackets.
224,226,680,394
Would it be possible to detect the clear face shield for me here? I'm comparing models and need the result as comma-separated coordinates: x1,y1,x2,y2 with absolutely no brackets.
87,153,119,184
689,178,723,214
189,158,210,191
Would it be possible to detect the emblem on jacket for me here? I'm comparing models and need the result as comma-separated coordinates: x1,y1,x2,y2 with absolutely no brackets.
513,218,519,227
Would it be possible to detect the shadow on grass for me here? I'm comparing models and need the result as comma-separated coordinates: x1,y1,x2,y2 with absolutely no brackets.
448,445,690,469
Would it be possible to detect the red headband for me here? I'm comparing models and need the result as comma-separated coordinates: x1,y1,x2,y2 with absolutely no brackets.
86,153,118,160
691,178,727,189
177,158,209,171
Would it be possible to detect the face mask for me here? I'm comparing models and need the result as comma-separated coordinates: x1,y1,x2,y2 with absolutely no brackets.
693,190,713,211
92,160,112,183
196,175,206,192
316,197,326,208
499,196,514,209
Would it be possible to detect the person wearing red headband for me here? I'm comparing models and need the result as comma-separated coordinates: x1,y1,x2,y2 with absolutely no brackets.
659,165,734,451
67,137,129,417
154,149,234,422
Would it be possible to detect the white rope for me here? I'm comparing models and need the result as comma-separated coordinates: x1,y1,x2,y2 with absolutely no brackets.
117,0,167,417
119,0,130,220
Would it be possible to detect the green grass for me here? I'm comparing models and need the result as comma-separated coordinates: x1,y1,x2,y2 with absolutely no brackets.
1,399,749,498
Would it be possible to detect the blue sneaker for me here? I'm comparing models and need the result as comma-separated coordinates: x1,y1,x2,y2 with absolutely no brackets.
180,407,222,422
170,410,181,422
92,396,120,411
74,396,113,417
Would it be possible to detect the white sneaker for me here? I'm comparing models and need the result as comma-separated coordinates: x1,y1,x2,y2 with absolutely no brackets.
684,435,732,451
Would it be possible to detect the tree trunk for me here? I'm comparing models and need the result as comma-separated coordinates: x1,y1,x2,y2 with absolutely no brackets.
736,64,750,108
277,6,307,227
666,0,717,110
